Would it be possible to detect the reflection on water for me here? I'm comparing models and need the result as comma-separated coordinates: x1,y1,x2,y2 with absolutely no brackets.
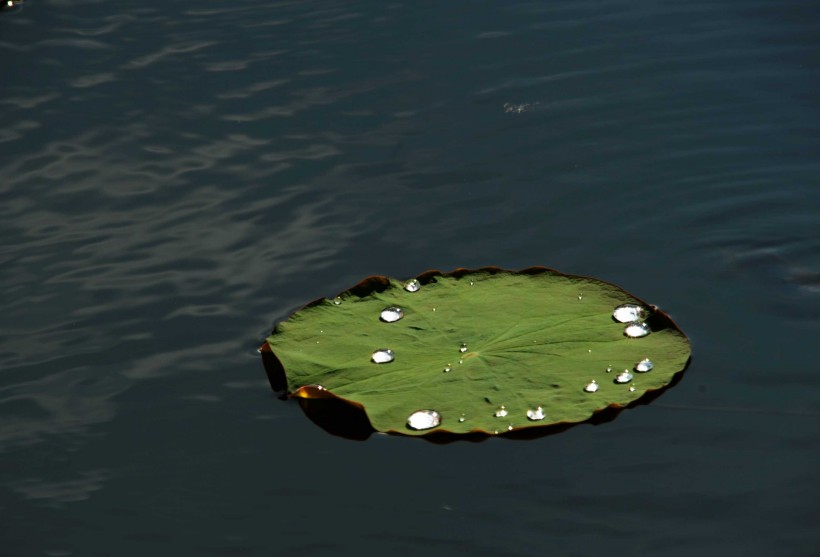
1,0,819,555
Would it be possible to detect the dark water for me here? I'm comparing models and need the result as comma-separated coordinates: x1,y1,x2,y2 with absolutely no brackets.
2,1,819,555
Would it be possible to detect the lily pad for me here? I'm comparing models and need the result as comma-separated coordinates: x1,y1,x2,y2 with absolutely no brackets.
262,267,691,437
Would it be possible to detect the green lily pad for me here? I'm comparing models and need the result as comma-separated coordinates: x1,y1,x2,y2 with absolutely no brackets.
263,267,691,437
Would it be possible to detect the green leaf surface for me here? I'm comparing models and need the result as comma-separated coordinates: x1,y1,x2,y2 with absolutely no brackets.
265,267,691,436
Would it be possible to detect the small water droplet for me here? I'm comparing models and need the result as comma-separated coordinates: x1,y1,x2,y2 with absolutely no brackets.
588,349,592,353
615,371,633,384
584,380,599,393
458,358,463,364
379,306,404,323
333,296,343,305
578,294,583,300
635,358,654,372
458,414,466,423
613,303,648,323
507,424,514,431
407,410,440,430
459,342,467,353
443,365,453,373
526,407,546,421
494,405,508,418
606,365,614,373
624,322,651,338
629,386,636,392
404,279,421,292
371,349,395,364
432,307,436,312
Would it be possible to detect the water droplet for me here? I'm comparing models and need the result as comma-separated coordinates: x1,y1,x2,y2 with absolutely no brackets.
407,410,440,430
635,358,654,372
470,281,474,286
584,380,599,393
333,296,343,305
379,306,404,323
606,365,613,373
494,405,508,418
613,303,648,323
458,414,466,423
624,322,651,338
629,386,636,392
507,424,514,431
615,371,633,384
443,365,453,373
459,342,467,353
404,279,421,292
371,349,395,364
588,349,592,353
458,358,464,364
578,294,583,300
526,407,546,421
432,307,436,312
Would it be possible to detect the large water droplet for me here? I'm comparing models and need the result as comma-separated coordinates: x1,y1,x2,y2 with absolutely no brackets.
404,279,421,292
407,410,440,430
615,371,633,384
494,405,508,418
379,306,404,323
526,407,546,421
624,322,651,338
371,349,395,364
584,380,599,393
459,342,467,353
635,358,654,372
613,303,648,323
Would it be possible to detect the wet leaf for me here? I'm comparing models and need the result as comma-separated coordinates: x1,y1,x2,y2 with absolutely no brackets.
263,267,691,437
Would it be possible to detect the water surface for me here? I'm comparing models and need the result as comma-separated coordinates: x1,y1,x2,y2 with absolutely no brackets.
1,1,819,555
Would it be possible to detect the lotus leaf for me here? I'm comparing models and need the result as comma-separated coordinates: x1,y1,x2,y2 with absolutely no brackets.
262,267,691,436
